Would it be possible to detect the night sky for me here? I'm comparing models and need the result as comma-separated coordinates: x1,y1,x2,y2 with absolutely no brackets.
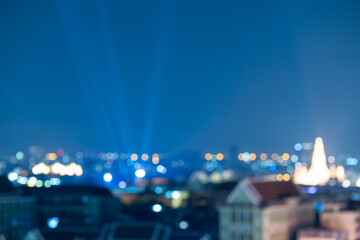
0,1,360,155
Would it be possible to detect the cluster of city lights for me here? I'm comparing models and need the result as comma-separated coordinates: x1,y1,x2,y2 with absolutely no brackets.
205,153,224,161
32,162,83,176
98,152,164,165
204,152,295,162
129,153,161,165
276,173,291,182
8,172,61,188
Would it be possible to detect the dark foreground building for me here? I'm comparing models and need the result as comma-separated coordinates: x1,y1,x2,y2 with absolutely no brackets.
21,185,120,229
0,176,37,240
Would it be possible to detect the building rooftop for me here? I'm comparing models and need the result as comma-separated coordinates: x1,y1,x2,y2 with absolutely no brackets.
251,180,301,201
21,185,112,197
227,178,302,206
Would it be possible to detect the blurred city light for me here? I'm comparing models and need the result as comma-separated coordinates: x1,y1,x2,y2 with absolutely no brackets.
15,151,24,160
7,172,18,182
131,153,138,161
179,221,189,230
152,204,163,213
141,154,149,161
135,169,146,178
171,191,182,199
294,143,302,151
47,217,59,229
119,181,126,189
103,173,113,182
46,153,57,161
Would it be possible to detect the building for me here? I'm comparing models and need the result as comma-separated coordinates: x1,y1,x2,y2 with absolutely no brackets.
297,228,347,240
21,185,120,229
320,210,360,240
220,178,315,240
0,176,37,240
294,137,331,186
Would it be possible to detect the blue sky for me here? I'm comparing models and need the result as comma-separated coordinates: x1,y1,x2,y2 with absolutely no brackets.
0,1,359,155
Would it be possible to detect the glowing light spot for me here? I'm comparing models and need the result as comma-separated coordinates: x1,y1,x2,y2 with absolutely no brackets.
119,181,126,189
243,152,250,161
7,172,18,182
50,178,61,186
283,174,290,181
287,166,294,173
291,155,299,163
271,153,278,160
141,154,149,161
157,165,166,174
179,221,189,230
152,204,162,213
20,170,28,177
269,164,276,172
294,143,302,151
134,162,141,169
154,186,163,194
249,153,256,161
216,153,224,161
62,155,70,163
152,157,160,164
356,179,360,187
346,157,358,166
47,217,59,228
282,153,290,160
238,153,244,161
74,165,83,176
57,149,64,157
316,202,323,212
36,180,43,188
328,156,335,164
27,177,37,187
46,153,57,161
131,154,138,161
103,173,112,182
336,165,346,182
32,163,51,175
171,191,182,199
135,169,146,178
307,186,318,194
65,163,76,176
16,151,24,160
165,191,172,199
17,177,27,185
329,179,336,186
276,174,283,181
342,179,351,188
44,180,51,188
260,153,267,160
205,153,212,161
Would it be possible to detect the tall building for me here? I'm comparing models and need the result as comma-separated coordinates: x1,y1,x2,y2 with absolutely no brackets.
294,138,331,186
220,178,315,240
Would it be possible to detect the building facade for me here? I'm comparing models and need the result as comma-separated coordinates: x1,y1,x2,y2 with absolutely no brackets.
220,178,315,240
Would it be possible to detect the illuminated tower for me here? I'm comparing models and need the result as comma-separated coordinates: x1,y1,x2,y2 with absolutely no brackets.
307,137,331,185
